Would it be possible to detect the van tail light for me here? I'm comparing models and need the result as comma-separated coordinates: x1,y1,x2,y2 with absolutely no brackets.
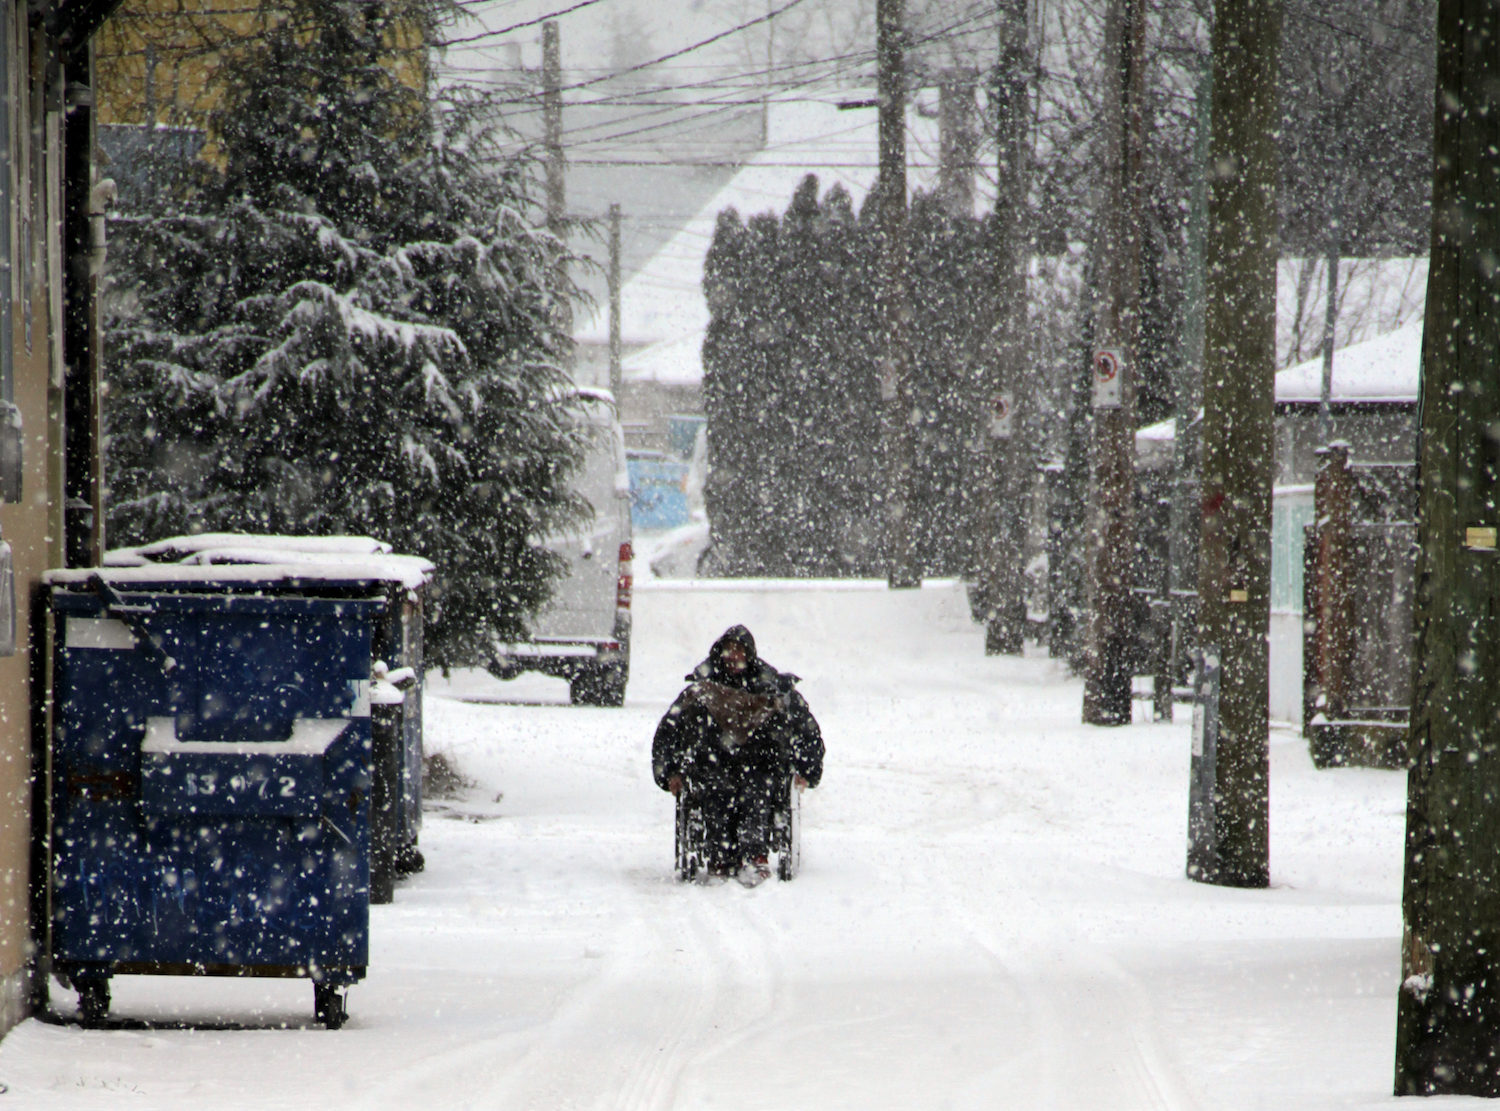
616,542,634,610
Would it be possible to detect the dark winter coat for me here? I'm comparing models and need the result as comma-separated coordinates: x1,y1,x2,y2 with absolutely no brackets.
652,625,824,793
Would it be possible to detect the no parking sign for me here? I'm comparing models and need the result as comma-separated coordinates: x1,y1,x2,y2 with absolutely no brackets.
989,391,1013,439
1092,348,1124,409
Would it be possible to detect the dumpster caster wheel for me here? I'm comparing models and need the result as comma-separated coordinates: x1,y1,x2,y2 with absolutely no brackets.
78,981,110,1028
314,984,347,1030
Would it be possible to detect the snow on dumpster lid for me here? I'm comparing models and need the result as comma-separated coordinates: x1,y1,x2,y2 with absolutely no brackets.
49,534,434,590
109,533,396,562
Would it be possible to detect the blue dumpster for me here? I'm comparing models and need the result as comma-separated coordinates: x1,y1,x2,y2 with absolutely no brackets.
44,543,430,1029
104,536,432,904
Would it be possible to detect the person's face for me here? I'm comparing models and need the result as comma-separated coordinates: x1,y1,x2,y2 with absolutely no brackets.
723,643,748,674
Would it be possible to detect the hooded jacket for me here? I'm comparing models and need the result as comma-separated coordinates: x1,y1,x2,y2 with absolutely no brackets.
652,625,824,792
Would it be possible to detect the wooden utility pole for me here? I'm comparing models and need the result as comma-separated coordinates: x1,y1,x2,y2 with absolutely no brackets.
541,20,572,360
1166,62,1209,721
542,21,564,233
608,202,622,395
1081,0,1144,724
876,0,919,589
1394,1,1500,1094
975,0,1030,655
937,72,976,219
1188,0,1279,888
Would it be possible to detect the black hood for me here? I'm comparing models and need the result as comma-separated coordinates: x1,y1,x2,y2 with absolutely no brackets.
706,624,758,684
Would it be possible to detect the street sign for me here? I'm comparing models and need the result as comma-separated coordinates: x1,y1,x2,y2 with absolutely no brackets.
989,391,1013,439
1093,348,1124,409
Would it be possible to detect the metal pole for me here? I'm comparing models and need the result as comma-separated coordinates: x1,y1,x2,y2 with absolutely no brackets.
1317,229,1340,444
876,0,919,589
608,202,622,396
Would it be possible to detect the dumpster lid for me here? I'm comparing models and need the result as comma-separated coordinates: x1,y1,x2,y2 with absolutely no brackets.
48,534,434,591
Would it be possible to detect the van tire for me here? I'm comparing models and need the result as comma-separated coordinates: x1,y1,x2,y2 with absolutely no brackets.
571,664,627,707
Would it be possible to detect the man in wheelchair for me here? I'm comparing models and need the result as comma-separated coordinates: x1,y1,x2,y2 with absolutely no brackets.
653,625,824,886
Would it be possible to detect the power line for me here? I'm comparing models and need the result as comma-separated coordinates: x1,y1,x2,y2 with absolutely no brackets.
438,0,610,49
450,0,815,94
452,8,1000,154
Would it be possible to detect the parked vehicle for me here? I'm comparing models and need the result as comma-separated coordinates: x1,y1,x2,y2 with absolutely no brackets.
492,388,633,705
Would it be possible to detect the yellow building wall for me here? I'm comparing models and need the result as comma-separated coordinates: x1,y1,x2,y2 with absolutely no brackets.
0,9,71,1019
95,0,429,140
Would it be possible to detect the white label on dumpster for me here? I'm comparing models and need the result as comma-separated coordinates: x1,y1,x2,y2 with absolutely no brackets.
66,617,137,650
142,715,351,755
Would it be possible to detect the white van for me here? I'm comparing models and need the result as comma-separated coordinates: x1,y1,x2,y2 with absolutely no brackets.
491,388,633,705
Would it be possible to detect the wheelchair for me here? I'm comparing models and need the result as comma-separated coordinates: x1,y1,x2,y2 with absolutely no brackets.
675,761,801,883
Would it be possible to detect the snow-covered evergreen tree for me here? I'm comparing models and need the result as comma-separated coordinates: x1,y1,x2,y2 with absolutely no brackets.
701,176,999,578
104,0,585,669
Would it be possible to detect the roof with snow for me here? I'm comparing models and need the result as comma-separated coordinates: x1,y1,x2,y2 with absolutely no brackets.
1274,321,1421,404
1134,321,1423,455
575,90,947,386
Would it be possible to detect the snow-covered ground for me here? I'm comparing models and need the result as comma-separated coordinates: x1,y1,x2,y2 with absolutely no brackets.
2,580,1430,1109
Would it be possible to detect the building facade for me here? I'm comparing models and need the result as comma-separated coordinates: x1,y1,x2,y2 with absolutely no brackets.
0,0,119,1035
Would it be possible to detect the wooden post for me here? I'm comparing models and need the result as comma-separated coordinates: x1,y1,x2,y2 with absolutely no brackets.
1314,444,1353,724
1394,0,1500,1093
1189,0,1279,888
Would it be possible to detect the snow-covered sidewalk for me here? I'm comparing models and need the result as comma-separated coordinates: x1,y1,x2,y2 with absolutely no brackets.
3,580,1419,1109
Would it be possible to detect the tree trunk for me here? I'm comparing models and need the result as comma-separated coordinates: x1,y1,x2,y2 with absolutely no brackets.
1190,0,1279,887
978,0,1031,655
1394,1,1500,1094
1081,0,1144,725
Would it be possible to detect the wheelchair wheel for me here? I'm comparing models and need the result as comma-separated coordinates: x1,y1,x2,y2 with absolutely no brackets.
675,791,708,882
771,777,801,881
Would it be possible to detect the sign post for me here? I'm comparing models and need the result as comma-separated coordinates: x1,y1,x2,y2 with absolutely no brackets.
1092,348,1123,409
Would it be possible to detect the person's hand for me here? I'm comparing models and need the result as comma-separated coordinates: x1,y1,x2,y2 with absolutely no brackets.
668,775,684,796
794,775,808,790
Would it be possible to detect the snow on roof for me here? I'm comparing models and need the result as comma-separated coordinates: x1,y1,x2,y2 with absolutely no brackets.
67,533,436,590
1135,418,1176,442
1275,321,1422,404
574,90,946,380
621,329,709,387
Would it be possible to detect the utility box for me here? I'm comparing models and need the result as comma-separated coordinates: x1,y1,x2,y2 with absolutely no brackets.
43,537,432,1029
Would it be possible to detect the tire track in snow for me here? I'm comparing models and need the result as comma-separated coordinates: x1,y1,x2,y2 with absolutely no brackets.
476,870,730,1111
929,842,1196,1111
